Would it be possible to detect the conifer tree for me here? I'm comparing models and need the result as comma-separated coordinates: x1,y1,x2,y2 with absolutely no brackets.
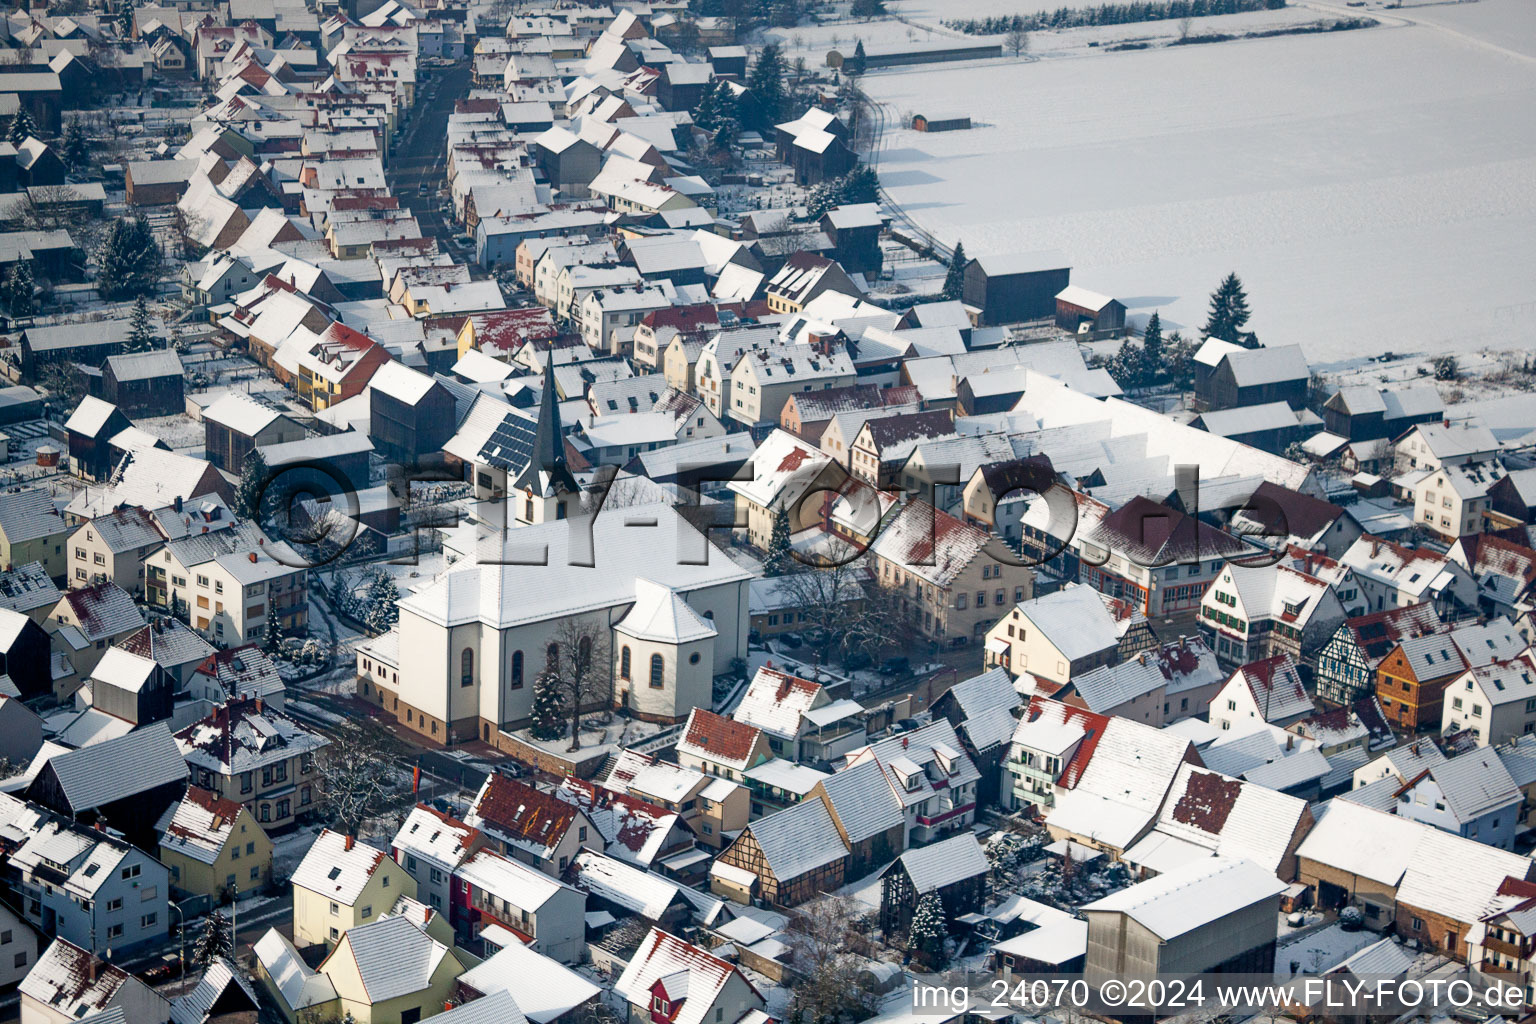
237,449,268,521
1202,272,1251,344
529,670,565,741
364,573,399,634
125,296,156,352
63,118,91,172
262,612,284,656
1141,310,1163,375
763,506,793,576
6,107,36,147
847,39,867,75
941,241,967,301
95,218,163,301
191,911,232,967
2,262,33,318
839,164,879,205
907,891,947,968
744,43,785,132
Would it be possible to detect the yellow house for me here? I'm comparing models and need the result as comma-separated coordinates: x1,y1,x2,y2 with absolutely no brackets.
291,830,416,949
159,787,273,900
320,916,463,1024
255,914,463,1024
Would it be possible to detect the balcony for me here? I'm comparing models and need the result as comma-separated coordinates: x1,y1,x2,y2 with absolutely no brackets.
1485,936,1529,960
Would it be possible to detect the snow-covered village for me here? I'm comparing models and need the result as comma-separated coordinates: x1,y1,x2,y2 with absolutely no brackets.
0,0,1529,1021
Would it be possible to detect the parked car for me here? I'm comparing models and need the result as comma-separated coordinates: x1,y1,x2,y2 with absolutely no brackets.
843,650,872,671
879,655,910,676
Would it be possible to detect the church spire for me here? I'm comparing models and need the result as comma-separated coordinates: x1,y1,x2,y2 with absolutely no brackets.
527,355,577,497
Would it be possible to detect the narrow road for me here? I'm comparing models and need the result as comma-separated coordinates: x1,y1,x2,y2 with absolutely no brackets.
389,59,475,249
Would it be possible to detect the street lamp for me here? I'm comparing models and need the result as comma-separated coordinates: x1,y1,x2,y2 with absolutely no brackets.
168,898,190,979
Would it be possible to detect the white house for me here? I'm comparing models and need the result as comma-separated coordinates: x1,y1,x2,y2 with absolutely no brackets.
1208,655,1316,732
1442,654,1536,747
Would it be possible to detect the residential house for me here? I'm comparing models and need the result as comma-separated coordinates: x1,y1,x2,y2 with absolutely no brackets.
1375,620,1525,731
454,848,585,960
983,583,1155,683
843,720,981,845
1467,878,1536,997
1209,655,1316,732
186,645,285,707
1442,655,1536,747
143,524,310,643
725,429,846,551
1337,535,1476,619
725,344,856,430
763,253,862,315
848,410,954,486
391,804,485,916
674,708,774,781
0,900,35,992
19,940,169,1024
174,697,328,832
1450,531,1536,625
555,777,697,871
1199,559,1347,668
1082,857,1285,982
291,830,415,949
868,499,1033,644
0,488,68,581
1345,746,1521,849
66,506,168,595
254,914,463,1024
612,928,766,1024
931,666,1024,807
711,796,847,907
601,750,747,850
1395,421,1500,472
1315,603,1446,708
1412,460,1507,542
465,773,604,876
731,666,866,762
158,786,273,901
11,821,172,955
809,759,908,878
878,830,988,936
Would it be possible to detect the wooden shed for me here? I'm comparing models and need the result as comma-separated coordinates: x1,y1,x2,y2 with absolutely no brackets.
912,113,971,133
1054,285,1126,339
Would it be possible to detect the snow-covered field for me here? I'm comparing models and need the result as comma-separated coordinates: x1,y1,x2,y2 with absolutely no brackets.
861,0,1536,364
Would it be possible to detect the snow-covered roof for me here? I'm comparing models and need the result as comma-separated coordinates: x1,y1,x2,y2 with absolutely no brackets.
1144,763,1310,877
817,759,904,844
41,722,185,811
160,787,245,866
737,795,846,881
886,831,987,893
334,914,451,1003
391,804,481,872
456,943,599,1022
254,928,338,1010
290,829,389,907
732,666,825,741
1082,856,1284,940
1010,584,1124,662
614,927,757,1024
457,847,575,911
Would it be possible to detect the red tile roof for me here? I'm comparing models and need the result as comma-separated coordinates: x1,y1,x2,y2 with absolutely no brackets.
473,775,578,850
679,708,761,766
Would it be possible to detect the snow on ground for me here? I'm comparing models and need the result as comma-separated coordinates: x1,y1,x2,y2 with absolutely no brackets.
1275,922,1380,978
861,1,1536,361
763,16,976,63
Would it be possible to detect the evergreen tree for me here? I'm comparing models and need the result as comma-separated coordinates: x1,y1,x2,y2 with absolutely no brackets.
125,296,156,352
2,262,34,318
237,449,269,521
851,0,885,16
170,589,188,624
63,118,91,172
941,241,967,301
191,911,232,967
1164,331,1195,391
694,83,720,130
6,107,36,148
529,670,565,741
839,164,879,205
262,611,284,656
1202,272,1251,344
1141,310,1163,374
847,39,867,75
364,572,399,634
763,506,793,576
118,0,135,38
95,218,164,301
907,891,947,968
1107,337,1144,390
743,44,785,132
804,179,839,221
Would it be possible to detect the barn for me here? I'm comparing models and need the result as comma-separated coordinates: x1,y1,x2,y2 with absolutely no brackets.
911,112,971,133
1054,285,1126,339
963,252,1071,326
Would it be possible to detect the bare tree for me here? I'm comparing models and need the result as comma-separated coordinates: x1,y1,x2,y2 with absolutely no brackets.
841,576,909,661
1006,27,1030,57
772,548,868,664
316,720,401,838
784,896,880,1021
545,617,612,751
1178,16,1194,39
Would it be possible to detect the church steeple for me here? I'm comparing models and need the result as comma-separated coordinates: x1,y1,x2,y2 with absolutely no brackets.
519,356,578,499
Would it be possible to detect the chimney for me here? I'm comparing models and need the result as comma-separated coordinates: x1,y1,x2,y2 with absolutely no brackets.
249,552,258,562
255,697,264,713
1286,734,1295,751
344,834,355,852
174,495,182,513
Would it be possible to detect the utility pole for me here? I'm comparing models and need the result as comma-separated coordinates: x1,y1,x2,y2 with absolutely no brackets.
230,883,238,961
